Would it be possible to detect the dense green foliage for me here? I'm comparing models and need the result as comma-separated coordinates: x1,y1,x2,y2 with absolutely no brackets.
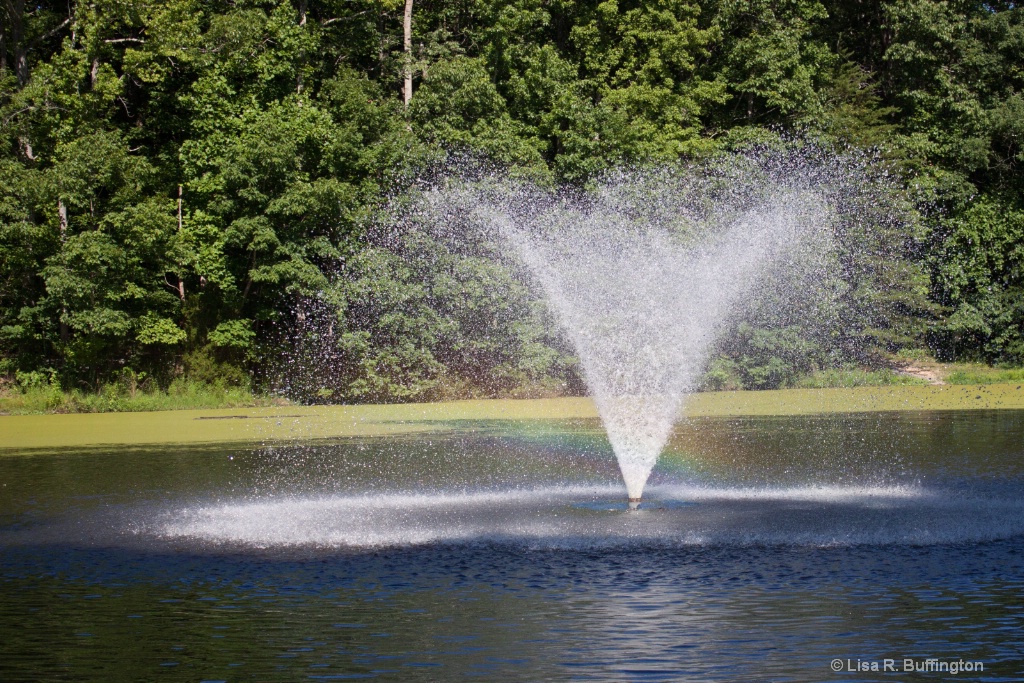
1,0,1022,402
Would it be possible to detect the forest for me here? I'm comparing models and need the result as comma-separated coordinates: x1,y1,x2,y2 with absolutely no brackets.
1,0,1022,405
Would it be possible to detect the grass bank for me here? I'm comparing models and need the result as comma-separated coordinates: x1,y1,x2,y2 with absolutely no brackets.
792,368,928,388
887,354,1024,386
0,380,284,415
945,366,1024,385
4,359,1020,415
793,363,1024,387
2,383,1022,452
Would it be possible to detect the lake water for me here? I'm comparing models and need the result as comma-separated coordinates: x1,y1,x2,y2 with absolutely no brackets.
2,410,1024,681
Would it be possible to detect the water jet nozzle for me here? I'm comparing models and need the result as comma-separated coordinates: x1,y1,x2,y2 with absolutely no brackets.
628,497,642,511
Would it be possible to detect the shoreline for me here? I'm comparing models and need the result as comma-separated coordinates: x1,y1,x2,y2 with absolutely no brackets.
1,383,1023,452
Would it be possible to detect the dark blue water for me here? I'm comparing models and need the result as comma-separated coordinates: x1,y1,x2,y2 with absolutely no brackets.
2,411,1024,681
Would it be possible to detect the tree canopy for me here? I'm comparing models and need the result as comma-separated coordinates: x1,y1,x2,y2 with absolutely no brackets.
2,0,1022,400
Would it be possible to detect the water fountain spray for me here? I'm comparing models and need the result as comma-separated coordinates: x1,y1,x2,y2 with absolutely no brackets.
412,148,891,507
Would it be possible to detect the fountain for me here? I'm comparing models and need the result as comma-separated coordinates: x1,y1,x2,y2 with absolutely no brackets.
414,149,871,506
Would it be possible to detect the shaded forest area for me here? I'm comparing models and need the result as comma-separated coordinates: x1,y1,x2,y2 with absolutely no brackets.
1,0,1022,403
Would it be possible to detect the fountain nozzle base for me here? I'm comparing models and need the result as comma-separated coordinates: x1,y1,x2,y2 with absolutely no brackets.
628,497,642,511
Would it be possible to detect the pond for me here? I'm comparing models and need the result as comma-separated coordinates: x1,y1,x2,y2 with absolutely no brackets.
2,409,1024,681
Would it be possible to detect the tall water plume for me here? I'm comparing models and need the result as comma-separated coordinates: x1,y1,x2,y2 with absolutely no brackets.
405,148,898,502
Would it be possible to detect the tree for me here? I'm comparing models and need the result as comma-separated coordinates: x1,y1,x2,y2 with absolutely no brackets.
1,0,72,85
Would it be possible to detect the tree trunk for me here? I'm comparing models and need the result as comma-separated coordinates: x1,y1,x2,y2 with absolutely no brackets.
58,199,67,241
297,0,307,93
3,0,71,86
2,0,27,83
58,199,69,342
403,0,413,107
18,137,34,161
0,20,7,74
14,45,27,83
176,186,186,302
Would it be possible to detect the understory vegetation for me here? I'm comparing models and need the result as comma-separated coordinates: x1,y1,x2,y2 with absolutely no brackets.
2,0,1023,408
0,374,277,413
